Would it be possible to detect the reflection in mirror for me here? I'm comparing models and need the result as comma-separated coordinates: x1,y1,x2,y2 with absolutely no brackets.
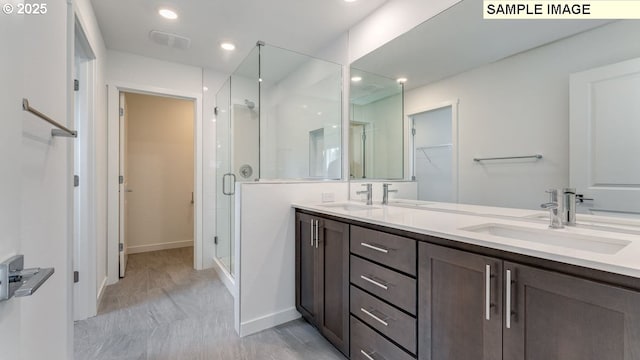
349,68,403,179
351,0,640,219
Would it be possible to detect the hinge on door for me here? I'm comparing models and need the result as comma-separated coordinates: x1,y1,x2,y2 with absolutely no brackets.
119,243,124,252
214,236,218,245
119,175,124,184
73,271,79,283
119,108,124,116
214,107,218,116
74,175,79,187
74,79,79,91
412,128,416,136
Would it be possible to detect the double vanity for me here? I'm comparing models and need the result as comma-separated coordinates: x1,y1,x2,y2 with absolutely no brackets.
293,200,640,360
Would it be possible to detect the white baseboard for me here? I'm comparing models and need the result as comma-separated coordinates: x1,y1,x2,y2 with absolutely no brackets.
127,240,193,254
212,256,236,298
239,307,301,337
96,276,108,315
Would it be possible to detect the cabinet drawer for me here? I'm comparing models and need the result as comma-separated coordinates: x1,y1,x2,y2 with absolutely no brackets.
350,285,416,354
350,226,416,276
351,316,415,360
351,255,416,315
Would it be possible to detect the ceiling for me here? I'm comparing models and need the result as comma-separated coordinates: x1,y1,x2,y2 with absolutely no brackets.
90,0,388,74
352,0,610,90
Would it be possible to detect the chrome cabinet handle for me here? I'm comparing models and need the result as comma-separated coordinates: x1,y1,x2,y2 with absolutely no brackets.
360,275,388,290
315,220,319,248
506,269,512,329
310,220,314,247
360,349,380,360
360,242,389,254
485,264,491,320
360,307,389,326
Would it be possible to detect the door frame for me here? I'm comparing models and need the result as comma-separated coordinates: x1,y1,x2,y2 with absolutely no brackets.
107,81,204,285
72,15,98,321
406,99,459,202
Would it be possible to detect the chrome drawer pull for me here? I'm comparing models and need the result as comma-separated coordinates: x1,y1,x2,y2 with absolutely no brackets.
360,242,389,253
485,264,491,321
360,308,389,327
310,220,314,247
361,349,384,360
360,275,389,290
506,269,512,329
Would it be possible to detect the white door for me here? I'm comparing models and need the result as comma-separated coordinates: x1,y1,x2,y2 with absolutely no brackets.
570,57,640,217
119,92,128,277
0,8,24,359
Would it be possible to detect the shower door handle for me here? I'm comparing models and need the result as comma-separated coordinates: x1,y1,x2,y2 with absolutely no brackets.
222,173,237,196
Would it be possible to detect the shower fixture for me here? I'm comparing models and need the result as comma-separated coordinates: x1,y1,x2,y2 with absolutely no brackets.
244,99,256,110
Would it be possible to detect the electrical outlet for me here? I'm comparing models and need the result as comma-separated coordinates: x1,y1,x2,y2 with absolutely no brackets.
321,192,335,203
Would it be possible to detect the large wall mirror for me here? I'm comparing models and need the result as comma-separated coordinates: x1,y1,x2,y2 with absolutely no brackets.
350,0,640,218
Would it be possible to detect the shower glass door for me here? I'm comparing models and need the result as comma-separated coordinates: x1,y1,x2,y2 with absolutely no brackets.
215,79,233,274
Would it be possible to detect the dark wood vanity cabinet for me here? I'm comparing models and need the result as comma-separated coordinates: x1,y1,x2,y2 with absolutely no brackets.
418,243,503,360
295,210,640,360
295,213,349,356
419,242,640,360
503,262,640,360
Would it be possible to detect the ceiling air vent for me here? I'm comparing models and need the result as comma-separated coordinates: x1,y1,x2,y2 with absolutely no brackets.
149,30,191,50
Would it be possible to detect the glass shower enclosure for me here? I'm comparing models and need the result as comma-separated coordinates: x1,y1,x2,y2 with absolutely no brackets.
214,42,343,277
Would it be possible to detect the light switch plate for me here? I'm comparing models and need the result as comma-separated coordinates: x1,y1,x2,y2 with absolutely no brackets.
321,192,335,203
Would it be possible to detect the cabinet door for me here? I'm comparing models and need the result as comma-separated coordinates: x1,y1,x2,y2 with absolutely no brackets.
295,213,318,325
419,243,503,360
503,262,640,360
318,217,350,356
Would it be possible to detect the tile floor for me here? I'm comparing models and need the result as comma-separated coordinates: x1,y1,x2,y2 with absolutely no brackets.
74,247,346,360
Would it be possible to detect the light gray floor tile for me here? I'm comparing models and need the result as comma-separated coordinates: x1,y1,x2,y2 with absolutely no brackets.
74,247,346,360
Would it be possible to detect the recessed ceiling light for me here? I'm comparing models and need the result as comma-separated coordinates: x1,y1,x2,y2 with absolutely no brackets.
351,76,362,82
220,42,236,51
396,77,408,84
158,8,178,20
203,86,209,91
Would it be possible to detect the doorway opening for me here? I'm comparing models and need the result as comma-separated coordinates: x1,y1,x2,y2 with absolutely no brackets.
409,103,458,202
118,92,196,277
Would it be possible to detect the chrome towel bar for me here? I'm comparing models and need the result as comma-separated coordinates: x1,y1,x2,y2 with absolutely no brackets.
22,98,77,138
473,154,542,162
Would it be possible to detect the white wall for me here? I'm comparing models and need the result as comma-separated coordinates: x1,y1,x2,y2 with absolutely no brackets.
348,0,461,62
19,0,73,358
237,182,349,336
405,20,640,210
107,50,203,93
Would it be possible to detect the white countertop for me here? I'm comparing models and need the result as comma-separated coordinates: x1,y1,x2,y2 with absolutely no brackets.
292,200,640,279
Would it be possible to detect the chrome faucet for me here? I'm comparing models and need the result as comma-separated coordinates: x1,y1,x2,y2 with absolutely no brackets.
357,183,373,205
541,189,564,229
382,183,398,205
562,188,576,226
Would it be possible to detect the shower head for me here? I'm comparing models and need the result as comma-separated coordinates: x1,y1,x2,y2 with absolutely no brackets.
244,99,256,110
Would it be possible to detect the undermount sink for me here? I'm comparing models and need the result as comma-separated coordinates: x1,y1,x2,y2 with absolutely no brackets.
320,203,380,211
461,223,631,255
